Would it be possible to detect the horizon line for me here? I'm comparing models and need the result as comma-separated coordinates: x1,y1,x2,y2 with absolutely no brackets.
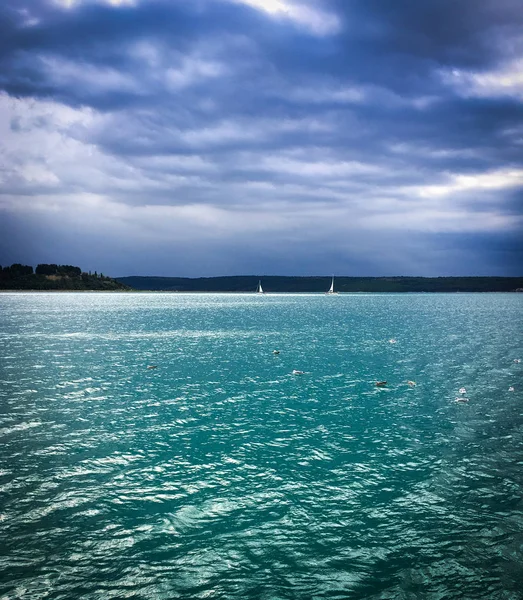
116,274,523,279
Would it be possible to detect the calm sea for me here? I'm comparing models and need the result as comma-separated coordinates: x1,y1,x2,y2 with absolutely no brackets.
1,292,522,599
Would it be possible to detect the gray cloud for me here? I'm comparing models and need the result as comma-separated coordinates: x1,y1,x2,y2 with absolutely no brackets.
0,0,522,276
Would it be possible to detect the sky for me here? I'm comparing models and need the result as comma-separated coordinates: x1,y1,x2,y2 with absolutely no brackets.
0,0,522,277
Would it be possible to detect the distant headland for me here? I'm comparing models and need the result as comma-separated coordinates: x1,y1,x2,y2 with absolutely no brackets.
116,275,523,293
0,264,130,291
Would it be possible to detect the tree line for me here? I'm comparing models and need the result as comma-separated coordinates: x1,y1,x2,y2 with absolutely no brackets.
117,275,523,293
0,263,129,290
0,263,85,277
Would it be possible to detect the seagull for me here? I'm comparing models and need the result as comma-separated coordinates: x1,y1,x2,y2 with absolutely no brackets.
273,350,280,355
147,365,158,370
292,370,304,375
509,386,515,392
376,381,387,387
514,359,521,363
455,397,469,403
459,387,467,394
407,381,416,387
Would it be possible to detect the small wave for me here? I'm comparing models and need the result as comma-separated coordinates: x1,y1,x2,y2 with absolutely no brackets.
0,421,42,437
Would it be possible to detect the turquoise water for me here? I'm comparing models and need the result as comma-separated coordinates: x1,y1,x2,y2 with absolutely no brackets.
0,292,522,599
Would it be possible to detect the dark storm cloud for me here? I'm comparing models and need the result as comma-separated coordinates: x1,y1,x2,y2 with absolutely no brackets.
0,0,519,105
0,0,278,109
0,0,522,275
332,0,523,63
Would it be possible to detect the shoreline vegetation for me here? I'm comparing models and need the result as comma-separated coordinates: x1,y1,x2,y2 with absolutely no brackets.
0,264,130,291
116,275,523,293
1,266,522,292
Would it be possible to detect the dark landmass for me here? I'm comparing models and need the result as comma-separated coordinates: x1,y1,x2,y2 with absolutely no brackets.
117,275,523,293
0,264,130,291
3,265,522,292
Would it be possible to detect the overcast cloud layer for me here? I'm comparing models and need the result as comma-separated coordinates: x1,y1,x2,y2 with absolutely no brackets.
1,0,522,276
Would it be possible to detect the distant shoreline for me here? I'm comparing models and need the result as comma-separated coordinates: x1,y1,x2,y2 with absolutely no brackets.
2,273,522,293
115,275,523,294
1,290,522,294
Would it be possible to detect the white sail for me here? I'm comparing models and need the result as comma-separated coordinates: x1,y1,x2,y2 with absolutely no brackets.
257,280,264,293
326,276,339,294
325,276,337,294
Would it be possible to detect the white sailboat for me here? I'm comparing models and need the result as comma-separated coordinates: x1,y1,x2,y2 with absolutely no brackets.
256,280,264,294
326,276,338,295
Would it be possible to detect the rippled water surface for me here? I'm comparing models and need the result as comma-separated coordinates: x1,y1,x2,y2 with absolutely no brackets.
1,292,522,599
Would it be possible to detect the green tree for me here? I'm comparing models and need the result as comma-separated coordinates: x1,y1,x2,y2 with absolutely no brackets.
9,264,34,276
57,265,81,276
36,264,58,275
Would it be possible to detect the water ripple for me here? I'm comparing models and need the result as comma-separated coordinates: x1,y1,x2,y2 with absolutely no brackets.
0,292,522,599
